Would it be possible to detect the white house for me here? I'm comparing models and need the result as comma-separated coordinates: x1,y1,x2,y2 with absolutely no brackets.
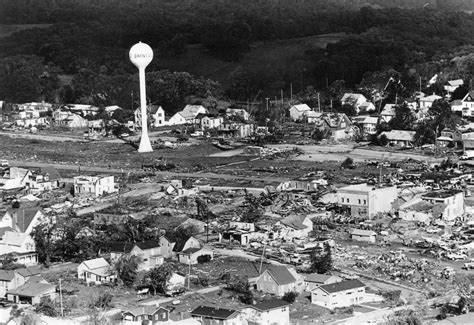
77,257,116,285
73,175,116,197
380,130,416,147
277,215,313,239
460,91,474,118
242,299,290,325
419,94,442,110
444,79,464,96
173,236,213,265
289,104,312,121
52,110,88,128
0,209,44,234
255,265,304,296
201,115,224,130
304,111,323,124
134,105,166,128
337,184,398,219
168,105,208,126
381,104,396,123
353,116,378,137
0,167,32,190
0,232,37,265
166,273,186,292
311,279,366,309
421,190,464,221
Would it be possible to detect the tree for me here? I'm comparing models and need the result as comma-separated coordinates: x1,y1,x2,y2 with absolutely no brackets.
226,277,254,304
429,99,461,135
31,214,56,266
88,292,113,309
143,265,175,295
310,243,333,274
378,134,389,146
312,128,326,142
389,103,416,130
36,298,58,317
341,157,354,169
282,291,298,303
114,254,141,287
414,120,437,146
340,104,357,117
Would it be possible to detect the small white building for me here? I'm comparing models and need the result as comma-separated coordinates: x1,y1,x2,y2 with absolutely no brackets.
73,175,116,197
77,257,116,285
337,184,398,219
444,79,464,96
419,94,442,110
311,279,366,309
380,104,396,123
168,105,208,126
289,104,312,121
350,229,377,243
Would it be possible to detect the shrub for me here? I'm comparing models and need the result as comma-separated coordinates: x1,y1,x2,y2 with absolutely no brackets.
282,291,298,303
197,254,212,264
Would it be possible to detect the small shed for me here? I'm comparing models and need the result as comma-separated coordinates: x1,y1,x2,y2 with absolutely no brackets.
350,229,377,243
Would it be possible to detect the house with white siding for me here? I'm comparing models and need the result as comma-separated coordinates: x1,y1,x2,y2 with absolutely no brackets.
311,279,367,309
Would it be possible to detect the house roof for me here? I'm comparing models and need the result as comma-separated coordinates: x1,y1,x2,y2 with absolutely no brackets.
250,299,290,312
15,266,42,278
420,94,442,102
81,257,110,270
40,167,61,181
14,208,41,233
350,229,376,237
447,79,463,87
8,167,30,180
380,130,416,142
0,270,15,281
7,282,55,297
181,247,202,254
0,227,15,237
341,93,365,102
304,274,335,284
318,279,365,294
262,265,297,286
381,104,396,116
135,240,161,251
280,215,309,230
1,232,29,247
191,306,239,320
353,116,378,124
422,190,463,199
124,306,169,317
173,236,200,253
290,104,311,112
108,242,134,253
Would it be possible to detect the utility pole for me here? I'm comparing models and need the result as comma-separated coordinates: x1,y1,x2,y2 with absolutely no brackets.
290,83,293,101
188,259,191,290
266,98,269,111
59,278,64,317
281,90,284,106
317,93,321,112
259,242,267,274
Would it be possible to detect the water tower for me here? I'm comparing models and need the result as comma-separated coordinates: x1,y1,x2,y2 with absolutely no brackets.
129,42,153,153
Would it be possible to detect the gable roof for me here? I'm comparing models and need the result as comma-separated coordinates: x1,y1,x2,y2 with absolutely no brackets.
381,104,396,116
250,299,290,312
318,279,365,294
462,91,474,102
191,306,238,320
173,236,200,253
14,209,41,233
290,104,311,112
108,242,134,253
134,240,161,251
280,215,309,230
262,265,297,286
380,130,415,142
420,94,442,102
1,231,30,247
447,79,463,87
0,270,15,281
341,93,366,102
15,266,42,278
124,305,169,317
7,282,55,297
304,274,336,284
40,167,61,181
81,257,110,270
353,116,378,124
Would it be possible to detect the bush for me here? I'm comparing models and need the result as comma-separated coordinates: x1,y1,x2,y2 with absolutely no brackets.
197,254,212,264
89,292,113,309
282,291,298,303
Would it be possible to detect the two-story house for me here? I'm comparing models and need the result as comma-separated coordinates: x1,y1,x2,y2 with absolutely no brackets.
130,241,164,271
421,190,464,221
168,105,208,126
311,279,367,309
73,175,116,197
255,265,304,297
337,184,398,219
352,116,378,139
289,104,312,121
0,208,44,234
201,115,224,130
134,105,166,128
242,299,290,325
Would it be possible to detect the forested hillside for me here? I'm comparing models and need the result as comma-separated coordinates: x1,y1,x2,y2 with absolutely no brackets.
1,1,474,112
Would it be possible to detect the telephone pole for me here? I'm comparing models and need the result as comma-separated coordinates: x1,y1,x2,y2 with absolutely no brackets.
59,278,64,317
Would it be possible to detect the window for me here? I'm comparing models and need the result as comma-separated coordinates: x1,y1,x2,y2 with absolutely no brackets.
341,198,344,203
347,198,350,203
358,199,361,204
363,200,366,205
